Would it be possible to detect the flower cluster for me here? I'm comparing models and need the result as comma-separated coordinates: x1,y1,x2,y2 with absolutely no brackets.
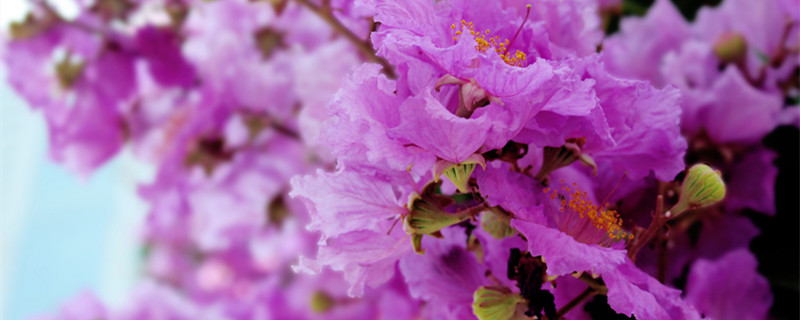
4,0,797,319
8,0,417,319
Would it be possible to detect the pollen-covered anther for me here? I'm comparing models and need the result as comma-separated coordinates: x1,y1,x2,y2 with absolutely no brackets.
452,20,527,67
546,184,633,246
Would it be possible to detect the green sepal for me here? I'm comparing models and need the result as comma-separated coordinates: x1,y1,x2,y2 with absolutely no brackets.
445,162,477,193
433,154,486,193
404,201,471,235
533,139,596,182
411,234,425,255
403,180,475,254
481,208,516,239
472,286,527,320
467,234,485,263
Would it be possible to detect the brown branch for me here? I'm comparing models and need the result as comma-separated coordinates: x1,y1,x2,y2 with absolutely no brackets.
293,0,396,78
627,195,667,261
656,235,668,283
555,273,607,319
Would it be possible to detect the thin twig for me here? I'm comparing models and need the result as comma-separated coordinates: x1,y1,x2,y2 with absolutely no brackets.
577,273,607,295
627,195,666,261
294,0,396,78
656,232,668,283
556,287,596,319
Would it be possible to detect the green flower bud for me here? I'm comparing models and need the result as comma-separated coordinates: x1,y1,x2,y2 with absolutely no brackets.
310,291,334,313
672,164,726,216
472,286,527,320
480,208,516,239
713,32,747,64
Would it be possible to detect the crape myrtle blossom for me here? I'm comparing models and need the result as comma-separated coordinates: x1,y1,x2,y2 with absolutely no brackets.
5,0,788,319
614,0,799,142
291,163,419,297
129,0,422,317
603,4,792,316
368,0,684,180
3,3,135,176
685,249,773,320
481,164,701,319
292,0,706,318
603,3,790,316
399,226,491,319
603,0,798,214
4,0,428,318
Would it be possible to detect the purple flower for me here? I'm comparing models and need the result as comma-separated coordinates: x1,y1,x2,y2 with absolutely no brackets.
691,67,782,144
135,26,196,88
292,40,361,150
291,165,415,296
727,148,778,215
142,132,307,251
604,0,798,145
182,0,296,120
603,261,700,320
521,56,687,181
4,16,134,176
685,249,773,320
692,0,795,76
481,166,703,319
399,226,488,319
320,64,436,175
325,0,686,184
602,0,691,87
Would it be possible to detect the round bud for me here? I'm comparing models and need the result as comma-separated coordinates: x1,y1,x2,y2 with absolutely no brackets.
472,286,526,320
713,32,747,64
672,164,726,216
310,291,334,313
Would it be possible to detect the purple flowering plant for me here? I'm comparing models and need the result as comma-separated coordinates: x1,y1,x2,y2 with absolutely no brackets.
4,0,798,319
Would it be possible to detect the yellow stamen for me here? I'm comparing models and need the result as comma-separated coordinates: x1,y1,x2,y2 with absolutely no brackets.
452,20,528,67
548,186,632,243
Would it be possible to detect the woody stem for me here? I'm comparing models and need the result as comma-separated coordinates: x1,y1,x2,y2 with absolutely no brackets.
293,0,396,78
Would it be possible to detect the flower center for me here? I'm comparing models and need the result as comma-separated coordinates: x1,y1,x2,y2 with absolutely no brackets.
544,182,632,247
451,20,527,67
